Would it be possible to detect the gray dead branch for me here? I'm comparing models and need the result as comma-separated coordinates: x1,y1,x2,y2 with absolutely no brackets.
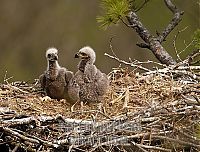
126,0,184,65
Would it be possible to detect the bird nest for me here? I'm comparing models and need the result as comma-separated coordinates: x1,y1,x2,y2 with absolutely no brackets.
0,66,200,152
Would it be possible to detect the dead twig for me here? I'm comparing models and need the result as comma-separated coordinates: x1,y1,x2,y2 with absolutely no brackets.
153,135,200,149
105,53,150,72
126,0,183,65
130,141,171,152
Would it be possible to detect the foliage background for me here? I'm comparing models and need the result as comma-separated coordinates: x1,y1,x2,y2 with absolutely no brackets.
0,0,199,82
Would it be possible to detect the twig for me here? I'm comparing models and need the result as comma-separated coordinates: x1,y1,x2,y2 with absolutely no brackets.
126,0,184,65
104,53,150,72
1,116,35,127
158,0,184,42
109,36,118,58
173,126,200,143
12,145,19,152
130,141,171,152
2,127,61,148
3,71,13,84
173,27,188,61
187,49,200,65
91,131,172,148
178,40,195,56
130,141,148,152
177,66,200,70
153,135,200,148
130,59,167,68
136,42,150,49
2,84,29,94
71,110,112,120
2,127,40,144
127,11,176,65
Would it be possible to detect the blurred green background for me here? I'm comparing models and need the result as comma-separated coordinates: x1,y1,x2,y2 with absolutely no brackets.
0,0,199,82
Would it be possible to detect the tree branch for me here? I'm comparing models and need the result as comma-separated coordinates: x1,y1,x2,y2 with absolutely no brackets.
127,11,151,43
127,11,176,65
130,141,171,152
104,53,151,72
153,135,200,149
136,43,150,49
158,0,184,42
126,0,184,65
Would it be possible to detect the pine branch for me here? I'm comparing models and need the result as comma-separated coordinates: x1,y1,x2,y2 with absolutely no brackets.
127,11,176,65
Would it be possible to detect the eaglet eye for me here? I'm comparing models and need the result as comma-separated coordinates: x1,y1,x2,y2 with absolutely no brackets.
80,52,87,56
47,54,51,58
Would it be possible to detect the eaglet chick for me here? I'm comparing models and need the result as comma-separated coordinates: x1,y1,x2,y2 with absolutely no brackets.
68,46,109,104
39,48,73,101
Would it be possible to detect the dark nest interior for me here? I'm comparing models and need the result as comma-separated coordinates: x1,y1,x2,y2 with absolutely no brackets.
0,66,200,152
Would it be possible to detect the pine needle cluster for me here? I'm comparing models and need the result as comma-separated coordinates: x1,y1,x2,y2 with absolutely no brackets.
97,0,131,29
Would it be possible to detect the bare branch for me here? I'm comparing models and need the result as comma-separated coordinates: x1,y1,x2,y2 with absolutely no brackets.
130,141,172,152
164,0,177,12
158,0,184,42
2,127,40,145
109,36,118,58
136,43,150,49
187,49,200,65
153,135,200,149
127,11,176,65
127,11,151,43
126,0,185,65
2,116,35,127
172,27,188,62
130,141,149,152
104,53,151,72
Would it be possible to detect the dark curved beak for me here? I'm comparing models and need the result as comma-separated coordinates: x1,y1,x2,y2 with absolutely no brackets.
74,53,79,58
48,54,58,61
54,55,58,60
